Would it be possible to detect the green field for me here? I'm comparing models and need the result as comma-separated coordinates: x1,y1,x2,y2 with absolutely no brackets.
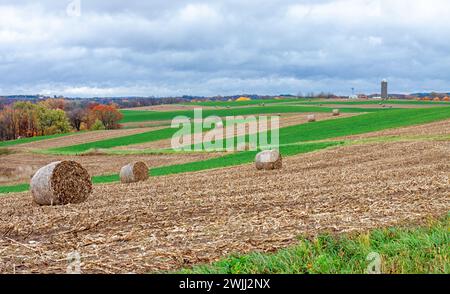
48,127,180,154
189,107,450,150
3,107,450,194
119,105,381,123
295,100,450,106
178,214,449,274
52,107,450,154
48,119,258,154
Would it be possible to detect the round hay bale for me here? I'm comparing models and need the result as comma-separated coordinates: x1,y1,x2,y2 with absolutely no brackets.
332,109,340,116
255,150,282,170
120,161,149,184
30,161,92,206
307,114,316,122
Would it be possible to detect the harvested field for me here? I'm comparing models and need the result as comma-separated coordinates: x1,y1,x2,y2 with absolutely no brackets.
115,113,358,150
0,140,448,273
11,127,161,150
341,118,450,140
0,152,220,186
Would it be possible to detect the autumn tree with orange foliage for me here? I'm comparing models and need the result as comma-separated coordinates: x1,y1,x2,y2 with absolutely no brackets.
0,98,124,141
88,103,123,130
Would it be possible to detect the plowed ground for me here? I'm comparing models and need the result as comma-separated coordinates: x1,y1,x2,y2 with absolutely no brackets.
0,138,448,273
0,152,220,185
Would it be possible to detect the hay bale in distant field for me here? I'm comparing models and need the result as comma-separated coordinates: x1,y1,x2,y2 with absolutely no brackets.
31,161,92,206
332,109,340,116
307,114,316,122
120,161,149,183
255,150,282,170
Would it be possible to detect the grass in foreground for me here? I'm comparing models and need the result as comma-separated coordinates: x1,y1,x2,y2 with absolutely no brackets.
178,214,449,274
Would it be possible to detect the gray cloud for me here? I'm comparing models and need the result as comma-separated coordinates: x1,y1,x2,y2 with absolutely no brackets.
1,0,450,97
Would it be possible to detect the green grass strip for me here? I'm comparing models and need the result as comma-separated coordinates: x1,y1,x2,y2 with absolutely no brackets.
190,107,450,150
278,107,450,144
0,184,30,194
178,213,450,274
152,141,342,177
119,105,382,123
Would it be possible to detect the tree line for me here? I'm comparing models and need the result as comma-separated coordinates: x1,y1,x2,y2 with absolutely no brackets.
0,99,123,141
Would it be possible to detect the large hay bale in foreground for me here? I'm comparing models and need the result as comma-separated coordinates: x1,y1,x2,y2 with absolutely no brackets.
120,161,149,183
255,150,282,170
31,161,92,206
307,114,316,122
332,109,340,116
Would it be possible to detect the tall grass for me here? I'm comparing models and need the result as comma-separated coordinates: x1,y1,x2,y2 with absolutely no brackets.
178,214,449,274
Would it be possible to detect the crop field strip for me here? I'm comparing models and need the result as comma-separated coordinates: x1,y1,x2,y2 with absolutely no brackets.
189,107,450,150
0,101,449,273
1,139,448,273
114,113,359,150
45,107,448,155
119,105,383,123
2,107,450,194
0,141,342,194
178,213,449,274
45,113,342,154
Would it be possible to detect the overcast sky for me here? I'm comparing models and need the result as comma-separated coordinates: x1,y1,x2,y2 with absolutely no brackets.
1,0,450,97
